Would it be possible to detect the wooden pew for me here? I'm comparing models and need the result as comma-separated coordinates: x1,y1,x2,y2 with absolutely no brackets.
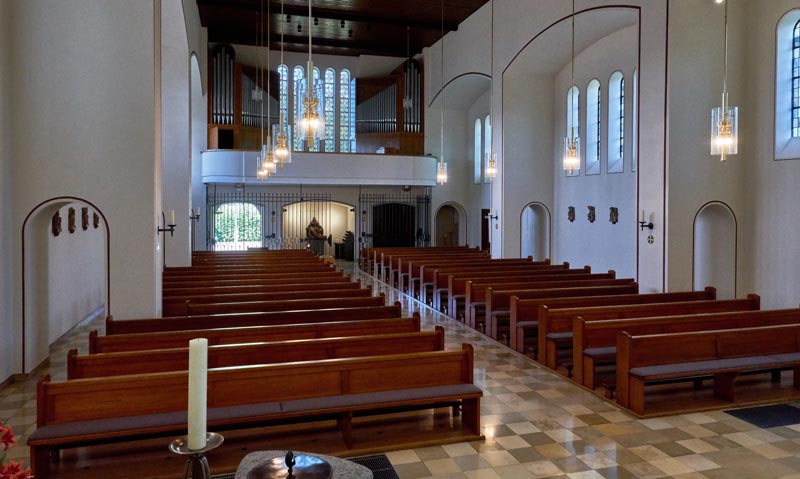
374,246,477,278
92,315,421,353
71,328,445,379
616,317,800,415
463,272,622,328
510,287,725,356
382,250,489,286
404,258,536,298
163,267,338,282
164,273,348,289
106,301,400,335
360,246,471,275
180,292,384,317
576,301,800,389
163,278,354,296
393,252,496,291
540,296,759,370
30,346,482,478
427,263,571,310
162,287,374,317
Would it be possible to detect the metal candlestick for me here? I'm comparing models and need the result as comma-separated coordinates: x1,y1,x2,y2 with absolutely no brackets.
168,432,224,479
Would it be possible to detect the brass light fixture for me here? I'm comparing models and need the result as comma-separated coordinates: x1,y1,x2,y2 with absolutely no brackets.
437,0,448,185
273,0,291,166
710,0,738,160
563,0,580,174
297,0,325,146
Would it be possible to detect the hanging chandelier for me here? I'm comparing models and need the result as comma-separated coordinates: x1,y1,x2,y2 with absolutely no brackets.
563,0,580,174
257,0,278,179
437,0,447,185
297,0,324,146
485,0,497,183
272,0,291,166
710,0,738,160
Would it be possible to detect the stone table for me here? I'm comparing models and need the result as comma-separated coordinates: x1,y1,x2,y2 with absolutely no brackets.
235,450,373,479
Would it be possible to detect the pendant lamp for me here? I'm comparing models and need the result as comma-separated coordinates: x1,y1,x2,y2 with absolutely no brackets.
710,0,738,160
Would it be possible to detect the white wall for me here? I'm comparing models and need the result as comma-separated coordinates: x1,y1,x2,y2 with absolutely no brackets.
9,0,161,372
47,204,105,342
0,0,14,382
162,0,192,267
741,0,800,308
553,25,638,278
466,89,492,247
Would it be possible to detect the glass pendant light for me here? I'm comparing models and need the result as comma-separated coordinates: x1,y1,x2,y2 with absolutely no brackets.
485,1,497,182
563,0,580,174
710,0,738,160
297,0,324,146
273,0,291,166
437,0,447,185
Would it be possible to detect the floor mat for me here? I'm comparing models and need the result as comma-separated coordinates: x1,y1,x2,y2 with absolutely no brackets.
725,403,800,428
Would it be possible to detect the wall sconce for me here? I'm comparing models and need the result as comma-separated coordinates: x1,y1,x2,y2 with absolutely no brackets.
190,207,201,222
158,210,177,237
639,209,654,231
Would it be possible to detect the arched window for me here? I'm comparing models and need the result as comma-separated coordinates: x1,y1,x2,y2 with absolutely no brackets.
793,20,799,138
213,203,262,251
484,115,491,183
309,67,321,152
278,64,289,141
339,69,352,152
608,71,624,173
323,68,336,152
632,68,638,171
349,76,356,151
775,11,800,159
586,79,601,175
292,65,304,151
566,86,580,176
474,118,482,184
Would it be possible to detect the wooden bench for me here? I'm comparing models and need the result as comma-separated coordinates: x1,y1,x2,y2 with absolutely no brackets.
29,346,483,478
383,251,490,288
72,328,445,379
463,272,620,328
163,277,354,297
392,252,495,291
163,273,349,289
487,284,638,342
540,296,759,370
617,318,800,415
577,304,800,390
106,301,401,335
163,267,338,282
426,263,571,311
92,315,421,353
162,287,374,317
376,247,478,279
404,258,537,298
361,246,473,275
511,287,724,356
177,293,385,317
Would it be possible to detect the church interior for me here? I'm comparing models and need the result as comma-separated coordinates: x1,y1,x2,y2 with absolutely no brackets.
1,0,800,477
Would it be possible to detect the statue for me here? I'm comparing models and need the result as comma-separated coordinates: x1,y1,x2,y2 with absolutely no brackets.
305,217,325,240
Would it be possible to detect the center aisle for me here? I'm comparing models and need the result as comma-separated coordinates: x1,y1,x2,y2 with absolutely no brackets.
346,262,785,479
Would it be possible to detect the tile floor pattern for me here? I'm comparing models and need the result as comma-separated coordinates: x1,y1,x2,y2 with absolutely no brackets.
4,262,800,478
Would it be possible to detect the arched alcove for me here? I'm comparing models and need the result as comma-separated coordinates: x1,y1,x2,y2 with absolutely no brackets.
434,202,467,247
693,201,737,299
21,197,109,373
520,202,551,261
280,200,355,255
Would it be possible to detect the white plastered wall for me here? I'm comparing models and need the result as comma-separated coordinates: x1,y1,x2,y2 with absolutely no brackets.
553,25,638,278
425,0,666,291
0,1,14,382
9,0,161,372
162,0,192,267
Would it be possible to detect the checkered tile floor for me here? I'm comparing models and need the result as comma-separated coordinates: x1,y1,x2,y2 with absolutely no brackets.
4,262,800,478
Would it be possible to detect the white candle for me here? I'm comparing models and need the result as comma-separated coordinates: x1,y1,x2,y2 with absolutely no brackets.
195,207,201,217
641,209,645,222
187,338,208,450
169,210,175,225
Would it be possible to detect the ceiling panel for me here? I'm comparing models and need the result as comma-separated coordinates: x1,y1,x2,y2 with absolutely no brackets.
197,0,489,57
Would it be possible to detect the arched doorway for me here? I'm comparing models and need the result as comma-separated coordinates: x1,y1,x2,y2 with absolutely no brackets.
434,203,467,247
693,201,737,299
212,202,262,251
520,202,551,261
21,197,109,373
